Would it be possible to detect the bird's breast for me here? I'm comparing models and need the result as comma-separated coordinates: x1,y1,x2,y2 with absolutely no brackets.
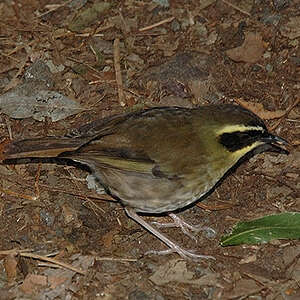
91,164,224,214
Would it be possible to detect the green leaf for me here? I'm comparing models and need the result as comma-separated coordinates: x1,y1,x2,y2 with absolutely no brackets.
220,212,300,246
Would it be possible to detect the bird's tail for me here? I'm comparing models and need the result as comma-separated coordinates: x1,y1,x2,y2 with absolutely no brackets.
1,136,89,160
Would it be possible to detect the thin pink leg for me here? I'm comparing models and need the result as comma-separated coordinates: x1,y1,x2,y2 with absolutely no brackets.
125,208,215,260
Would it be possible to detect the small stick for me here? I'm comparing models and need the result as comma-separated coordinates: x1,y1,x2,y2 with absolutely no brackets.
270,98,300,130
95,256,137,262
36,0,73,18
139,16,175,32
68,57,103,78
4,54,29,92
0,51,21,63
197,201,237,211
221,0,251,16
0,187,37,201
21,252,86,275
0,249,86,275
113,38,126,107
2,174,117,203
5,118,13,140
34,164,41,199
119,11,130,34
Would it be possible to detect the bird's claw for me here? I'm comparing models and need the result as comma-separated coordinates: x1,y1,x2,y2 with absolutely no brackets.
152,213,217,242
145,247,215,261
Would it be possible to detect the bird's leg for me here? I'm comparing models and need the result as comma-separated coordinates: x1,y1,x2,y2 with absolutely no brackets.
151,213,216,242
125,208,215,260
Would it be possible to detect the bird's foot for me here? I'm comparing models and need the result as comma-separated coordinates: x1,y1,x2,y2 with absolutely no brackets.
152,213,216,242
125,208,215,261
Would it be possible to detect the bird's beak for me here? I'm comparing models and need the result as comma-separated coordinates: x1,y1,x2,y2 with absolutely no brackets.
266,134,289,145
261,133,289,155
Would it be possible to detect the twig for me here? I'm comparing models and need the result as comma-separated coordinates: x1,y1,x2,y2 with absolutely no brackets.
21,252,86,275
75,33,104,37
221,0,251,16
64,168,107,215
270,98,300,130
3,54,29,92
119,11,130,34
7,40,35,56
0,248,33,256
0,51,21,63
2,173,117,203
89,79,116,85
36,0,73,18
139,16,175,32
94,24,115,34
113,38,126,107
0,249,86,275
5,118,13,140
68,57,103,78
95,257,137,262
0,187,38,201
197,201,237,211
34,164,41,199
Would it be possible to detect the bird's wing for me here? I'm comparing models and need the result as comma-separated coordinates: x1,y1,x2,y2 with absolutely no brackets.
66,107,197,179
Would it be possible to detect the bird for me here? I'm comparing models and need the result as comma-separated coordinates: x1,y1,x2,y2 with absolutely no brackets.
1,104,289,259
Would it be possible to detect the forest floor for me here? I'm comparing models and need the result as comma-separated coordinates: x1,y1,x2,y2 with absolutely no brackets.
0,0,299,299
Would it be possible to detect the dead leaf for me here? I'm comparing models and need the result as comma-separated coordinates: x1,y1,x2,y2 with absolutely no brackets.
68,254,95,272
149,259,218,286
239,254,257,264
62,204,79,225
20,274,48,294
224,279,261,298
280,16,300,39
0,138,11,162
102,228,120,248
226,32,265,63
48,275,69,289
235,98,286,119
3,254,18,284
68,2,111,32
0,81,84,122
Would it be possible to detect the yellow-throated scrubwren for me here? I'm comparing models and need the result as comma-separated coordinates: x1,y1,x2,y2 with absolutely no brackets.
2,104,288,259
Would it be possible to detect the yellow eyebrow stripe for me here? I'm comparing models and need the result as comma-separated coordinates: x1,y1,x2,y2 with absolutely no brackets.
216,125,265,135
